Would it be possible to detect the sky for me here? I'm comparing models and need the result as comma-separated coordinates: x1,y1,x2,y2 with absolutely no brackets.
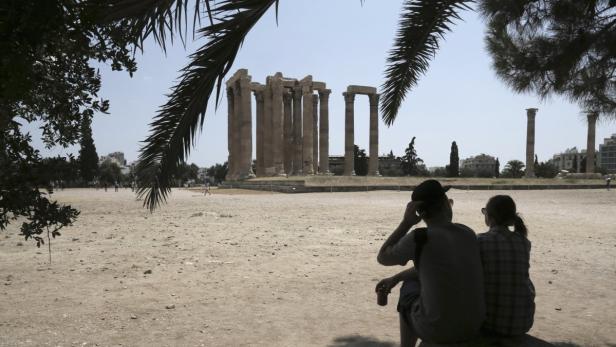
28,0,615,168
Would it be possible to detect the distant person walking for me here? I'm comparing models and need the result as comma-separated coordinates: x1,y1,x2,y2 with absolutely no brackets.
114,181,119,192
204,181,211,196
376,180,485,346
478,195,535,337
607,177,612,191
104,182,108,192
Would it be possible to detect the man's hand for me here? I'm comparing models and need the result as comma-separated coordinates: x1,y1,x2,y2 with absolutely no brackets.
375,276,400,294
402,201,423,226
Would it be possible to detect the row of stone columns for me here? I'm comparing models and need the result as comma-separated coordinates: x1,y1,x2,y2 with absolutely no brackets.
227,70,333,179
525,108,599,177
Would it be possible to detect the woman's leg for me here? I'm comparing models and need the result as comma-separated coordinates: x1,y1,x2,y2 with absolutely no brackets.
400,313,418,347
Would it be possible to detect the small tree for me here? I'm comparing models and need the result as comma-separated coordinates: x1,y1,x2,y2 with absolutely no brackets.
536,161,558,178
353,145,368,176
78,117,99,184
207,162,228,184
400,137,425,176
502,160,525,178
99,160,122,185
447,141,459,177
572,155,579,173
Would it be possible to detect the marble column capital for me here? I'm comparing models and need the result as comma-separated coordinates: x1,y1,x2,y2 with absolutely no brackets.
369,93,380,105
526,108,538,118
318,89,331,98
343,92,355,103
587,111,599,122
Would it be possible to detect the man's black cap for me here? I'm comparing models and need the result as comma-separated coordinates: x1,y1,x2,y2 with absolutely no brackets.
411,179,451,203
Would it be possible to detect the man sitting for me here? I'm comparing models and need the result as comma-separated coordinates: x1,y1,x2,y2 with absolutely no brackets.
376,180,485,346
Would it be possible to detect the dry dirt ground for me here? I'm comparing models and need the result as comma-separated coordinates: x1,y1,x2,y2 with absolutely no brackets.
1,188,615,347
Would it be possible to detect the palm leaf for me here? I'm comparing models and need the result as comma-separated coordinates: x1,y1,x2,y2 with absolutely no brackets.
380,0,473,125
102,0,218,49
134,0,277,210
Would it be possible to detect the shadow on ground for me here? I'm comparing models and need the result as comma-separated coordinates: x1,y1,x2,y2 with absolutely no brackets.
328,335,396,347
417,335,587,347
328,335,590,347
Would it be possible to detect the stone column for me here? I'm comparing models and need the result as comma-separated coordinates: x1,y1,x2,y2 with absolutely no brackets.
238,73,255,179
368,93,380,176
283,91,293,174
226,87,236,180
525,108,538,178
312,94,319,174
254,90,265,176
271,73,285,175
343,92,355,176
318,89,331,174
586,111,599,174
292,88,303,175
263,78,274,175
302,78,314,175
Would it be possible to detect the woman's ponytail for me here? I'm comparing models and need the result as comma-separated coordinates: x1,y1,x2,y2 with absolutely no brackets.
513,213,528,238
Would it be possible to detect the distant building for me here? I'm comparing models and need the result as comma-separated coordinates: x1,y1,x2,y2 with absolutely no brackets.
550,147,594,173
599,134,616,173
460,154,497,177
100,152,130,176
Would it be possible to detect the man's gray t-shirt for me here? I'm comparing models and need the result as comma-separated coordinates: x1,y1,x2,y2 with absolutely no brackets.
384,223,486,343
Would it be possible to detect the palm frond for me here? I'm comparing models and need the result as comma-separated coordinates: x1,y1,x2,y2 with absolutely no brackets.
380,0,473,125
103,0,210,49
135,0,277,210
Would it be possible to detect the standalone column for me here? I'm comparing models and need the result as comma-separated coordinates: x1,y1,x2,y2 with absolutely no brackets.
302,83,314,175
312,94,319,174
226,88,236,180
254,90,265,176
368,93,380,176
343,92,355,176
263,79,274,175
292,88,303,175
586,111,599,174
525,108,538,178
318,89,331,174
239,74,254,179
283,91,293,174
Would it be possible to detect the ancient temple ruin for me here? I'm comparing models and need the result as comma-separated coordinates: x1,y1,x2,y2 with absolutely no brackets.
225,69,379,180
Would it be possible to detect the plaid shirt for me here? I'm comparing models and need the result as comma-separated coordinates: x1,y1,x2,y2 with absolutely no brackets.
478,227,535,336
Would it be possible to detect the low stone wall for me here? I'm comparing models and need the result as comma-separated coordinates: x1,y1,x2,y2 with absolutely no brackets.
221,181,607,194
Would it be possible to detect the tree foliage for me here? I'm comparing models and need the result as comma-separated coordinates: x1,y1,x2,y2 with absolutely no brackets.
0,124,80,250
400,137,425,176
206,162,228,184
354,145,369,176
535,160,559,178
483,1,616,117
447,141,460,177
99,160,122,184
79,116,99,183
0,0,137,246
502,159,526,178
